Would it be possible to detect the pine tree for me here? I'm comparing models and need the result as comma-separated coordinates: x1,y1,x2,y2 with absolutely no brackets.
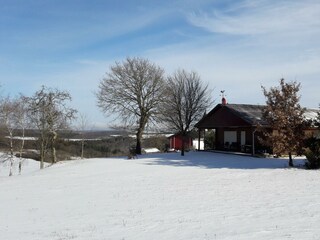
261,78,305,167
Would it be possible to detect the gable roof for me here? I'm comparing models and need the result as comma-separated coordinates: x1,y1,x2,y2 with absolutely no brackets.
225,104,266,125
195,103,319,129
195,104,266,128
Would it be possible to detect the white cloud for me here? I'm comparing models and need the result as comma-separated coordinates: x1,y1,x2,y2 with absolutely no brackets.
145,30,320,108
188,0,320,36
142,0,319,107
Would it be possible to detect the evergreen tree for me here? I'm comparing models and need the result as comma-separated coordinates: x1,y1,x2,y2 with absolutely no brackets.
261,78,305,167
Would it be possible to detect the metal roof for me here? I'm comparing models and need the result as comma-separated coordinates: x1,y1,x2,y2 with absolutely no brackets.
196,103,319,128
226,104,266,125
227,104,319,125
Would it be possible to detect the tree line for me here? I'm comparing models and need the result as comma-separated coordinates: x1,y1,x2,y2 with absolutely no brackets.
0,57,212,175
1,57,319,175
96,57,212,156
0,86,76,175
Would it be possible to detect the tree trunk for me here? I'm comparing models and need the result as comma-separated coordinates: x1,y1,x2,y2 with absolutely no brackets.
288,152,294,167
19,128,25,174
81,139,84,159
52,146,56,164
50,131,57,164
40,139,45,169
19,162,22,175
181,133,185,156
136,117,147,155
9,160,13,177
136,130,142,155
9,132,14,176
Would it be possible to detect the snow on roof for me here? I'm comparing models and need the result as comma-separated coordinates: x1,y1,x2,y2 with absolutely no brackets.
304,108,319,120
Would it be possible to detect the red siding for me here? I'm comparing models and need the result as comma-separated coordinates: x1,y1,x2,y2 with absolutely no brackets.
169,135,193,150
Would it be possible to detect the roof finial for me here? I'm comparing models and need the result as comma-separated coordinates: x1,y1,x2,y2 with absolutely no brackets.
220,90,227,105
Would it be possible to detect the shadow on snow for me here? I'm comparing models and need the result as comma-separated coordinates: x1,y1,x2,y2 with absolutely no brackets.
137,151,305,170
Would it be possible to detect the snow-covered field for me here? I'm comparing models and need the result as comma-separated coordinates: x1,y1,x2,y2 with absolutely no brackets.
1,152,319,240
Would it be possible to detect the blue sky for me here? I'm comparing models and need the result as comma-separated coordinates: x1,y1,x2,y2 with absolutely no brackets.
1,0,320,129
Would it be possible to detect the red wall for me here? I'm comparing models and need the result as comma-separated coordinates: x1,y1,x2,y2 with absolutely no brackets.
169,135,192,150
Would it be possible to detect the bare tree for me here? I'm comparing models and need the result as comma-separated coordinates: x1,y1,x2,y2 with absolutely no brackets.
96,57,166,154
0,97,18,176
160,70,212,156
76,113,89,159
15,95,30,174
261,78,305,167
28,86,77,168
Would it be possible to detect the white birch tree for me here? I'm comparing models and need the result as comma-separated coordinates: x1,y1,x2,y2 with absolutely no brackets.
0,97,19,176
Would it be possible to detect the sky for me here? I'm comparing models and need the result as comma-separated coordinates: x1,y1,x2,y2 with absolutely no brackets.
1,0,320,129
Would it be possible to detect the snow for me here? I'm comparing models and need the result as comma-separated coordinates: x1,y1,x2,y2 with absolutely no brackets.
0,156,47,177
5,136,38,140
1,151,320,240
142,148,161,153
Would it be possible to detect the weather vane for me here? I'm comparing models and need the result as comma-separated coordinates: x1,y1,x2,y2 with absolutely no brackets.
220,90,227,105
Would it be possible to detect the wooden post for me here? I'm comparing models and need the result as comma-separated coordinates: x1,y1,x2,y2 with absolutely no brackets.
198,129,201,151
252,128,257,156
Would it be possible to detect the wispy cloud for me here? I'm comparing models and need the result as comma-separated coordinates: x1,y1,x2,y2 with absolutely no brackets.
1,1,172,53
1,0,319,127
146,2,320,107
188,0,320,36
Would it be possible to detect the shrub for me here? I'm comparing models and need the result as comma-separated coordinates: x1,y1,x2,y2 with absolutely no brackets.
304,137,320,169
142,136,168,152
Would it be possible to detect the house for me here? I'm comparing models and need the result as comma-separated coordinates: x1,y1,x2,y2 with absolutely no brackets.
195,97,319,155
168,133,193,151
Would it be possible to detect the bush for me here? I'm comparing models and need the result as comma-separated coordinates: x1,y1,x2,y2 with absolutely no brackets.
304,137,320,169
204,129,215,150
142,136,169,152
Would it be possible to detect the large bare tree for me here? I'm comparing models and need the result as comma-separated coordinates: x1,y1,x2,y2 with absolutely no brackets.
28,86,77,168
96,57,166,154
160,70,212,156
261,78,305,167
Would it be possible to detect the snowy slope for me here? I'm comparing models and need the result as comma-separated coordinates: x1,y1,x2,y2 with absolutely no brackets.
0,152,319,240
0,156,46,177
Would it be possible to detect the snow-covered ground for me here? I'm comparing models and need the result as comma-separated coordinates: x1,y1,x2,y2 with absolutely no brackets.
1,152,319,240
0,155,45,177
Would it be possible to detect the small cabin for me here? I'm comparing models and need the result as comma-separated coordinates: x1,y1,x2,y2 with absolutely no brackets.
168,133,193,151
195,97,319,155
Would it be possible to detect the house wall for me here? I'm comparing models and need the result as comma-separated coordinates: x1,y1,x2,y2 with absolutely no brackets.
214,127,263,152
196,103,320,154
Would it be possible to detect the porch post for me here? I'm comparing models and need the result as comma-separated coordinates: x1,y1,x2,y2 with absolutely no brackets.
198,128,201,151
252,128,257,156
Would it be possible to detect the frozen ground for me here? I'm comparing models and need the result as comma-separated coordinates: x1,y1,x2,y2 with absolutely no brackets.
1,152,319,240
